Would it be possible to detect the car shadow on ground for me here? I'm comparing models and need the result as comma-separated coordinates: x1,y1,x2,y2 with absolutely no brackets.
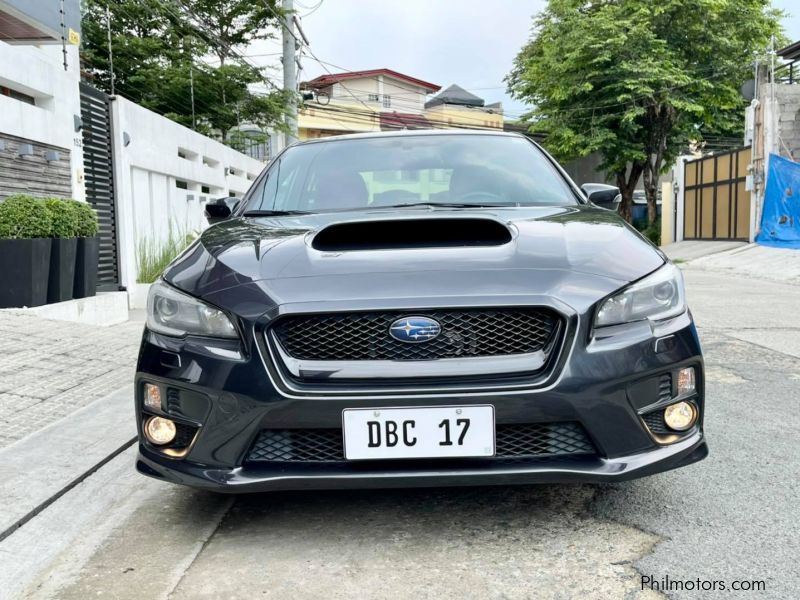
161,482,658,598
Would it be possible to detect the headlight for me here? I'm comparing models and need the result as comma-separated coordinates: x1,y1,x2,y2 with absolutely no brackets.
146,280,238,338
595,263,686,327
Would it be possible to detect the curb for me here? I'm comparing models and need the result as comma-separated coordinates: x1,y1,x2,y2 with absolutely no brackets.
0,384,136,542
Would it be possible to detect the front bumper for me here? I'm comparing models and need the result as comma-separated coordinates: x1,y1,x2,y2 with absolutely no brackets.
137,432,707,493
134,309,707,493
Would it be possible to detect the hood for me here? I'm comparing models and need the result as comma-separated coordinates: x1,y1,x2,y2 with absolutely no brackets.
163,206,664,316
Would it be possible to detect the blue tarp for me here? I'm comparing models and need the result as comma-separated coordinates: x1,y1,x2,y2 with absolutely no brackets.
756,154,800,248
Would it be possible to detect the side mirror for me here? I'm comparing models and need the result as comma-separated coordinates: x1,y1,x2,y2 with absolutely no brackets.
205,197,241,224
581,183,621,211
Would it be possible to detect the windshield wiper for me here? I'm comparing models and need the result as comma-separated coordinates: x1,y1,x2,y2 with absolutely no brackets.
242,209,312,217
371,202,518,210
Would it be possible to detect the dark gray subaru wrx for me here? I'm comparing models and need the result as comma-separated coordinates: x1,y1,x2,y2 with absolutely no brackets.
135,131,707,492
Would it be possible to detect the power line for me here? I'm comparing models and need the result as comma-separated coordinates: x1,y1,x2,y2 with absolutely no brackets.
165,0,285,93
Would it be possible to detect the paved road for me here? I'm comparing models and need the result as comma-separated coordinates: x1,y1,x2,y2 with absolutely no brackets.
2,268,798,599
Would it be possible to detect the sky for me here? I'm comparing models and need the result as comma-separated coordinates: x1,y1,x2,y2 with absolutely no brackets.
249,0,800,121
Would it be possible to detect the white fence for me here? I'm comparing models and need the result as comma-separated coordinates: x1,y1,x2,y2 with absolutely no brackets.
110,97,265,292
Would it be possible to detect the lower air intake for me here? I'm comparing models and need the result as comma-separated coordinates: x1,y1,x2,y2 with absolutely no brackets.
245,422,596,463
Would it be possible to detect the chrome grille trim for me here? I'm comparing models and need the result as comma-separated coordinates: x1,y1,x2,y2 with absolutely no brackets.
271,331,549,380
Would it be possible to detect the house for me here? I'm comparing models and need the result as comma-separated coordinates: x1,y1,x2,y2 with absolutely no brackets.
299,68,441,139
0,0,84,201
424,84,503,130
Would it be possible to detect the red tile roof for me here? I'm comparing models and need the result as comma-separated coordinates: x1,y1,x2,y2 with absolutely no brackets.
303,69,441,93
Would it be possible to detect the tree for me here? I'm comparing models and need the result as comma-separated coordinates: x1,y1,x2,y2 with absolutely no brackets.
81,0,289,144
507,0,783,223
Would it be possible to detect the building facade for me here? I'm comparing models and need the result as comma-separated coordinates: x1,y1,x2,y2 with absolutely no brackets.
0,0,84,201
299,68,442,139
424,84,503,130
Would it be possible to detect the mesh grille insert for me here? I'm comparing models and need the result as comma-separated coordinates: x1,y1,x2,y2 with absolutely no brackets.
642,410,671,435
245,422,596,463
272,308,559,361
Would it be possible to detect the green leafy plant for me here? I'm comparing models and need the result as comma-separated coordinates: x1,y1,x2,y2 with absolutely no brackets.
136,224,197,283
67,200,99,237
507,0,784,223
45,198,79,238
0,195,52,239
640,219,662,246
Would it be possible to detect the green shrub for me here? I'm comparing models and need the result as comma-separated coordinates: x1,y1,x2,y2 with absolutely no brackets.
136,224,197,283
68,200,99,237
45,198,79,238
0,194,52,239
643,219,661,246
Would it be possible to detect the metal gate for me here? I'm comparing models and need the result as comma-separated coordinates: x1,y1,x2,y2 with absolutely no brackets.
80,83,119,289
683,147,751,240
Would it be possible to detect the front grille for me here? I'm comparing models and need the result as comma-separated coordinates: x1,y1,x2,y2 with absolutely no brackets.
272,308,559,361
245,422,596,463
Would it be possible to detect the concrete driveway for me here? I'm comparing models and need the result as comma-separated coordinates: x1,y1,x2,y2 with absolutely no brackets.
2,269,798,600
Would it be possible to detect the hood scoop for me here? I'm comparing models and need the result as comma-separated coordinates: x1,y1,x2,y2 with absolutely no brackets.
312,218,512,252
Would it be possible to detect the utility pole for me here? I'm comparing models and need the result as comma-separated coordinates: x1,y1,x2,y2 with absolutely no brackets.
282,0,298,145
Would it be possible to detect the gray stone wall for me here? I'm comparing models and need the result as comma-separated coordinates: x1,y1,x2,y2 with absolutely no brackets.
772,84,800,158
0,134,72,200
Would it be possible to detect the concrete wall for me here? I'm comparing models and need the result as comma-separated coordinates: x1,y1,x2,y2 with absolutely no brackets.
0,41,84,200
749,82,799,240
110,97,265,292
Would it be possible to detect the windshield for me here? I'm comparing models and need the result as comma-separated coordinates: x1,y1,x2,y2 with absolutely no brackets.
245,134,578,213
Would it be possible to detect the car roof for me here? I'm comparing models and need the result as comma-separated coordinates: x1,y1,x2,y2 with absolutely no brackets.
293,129,526,146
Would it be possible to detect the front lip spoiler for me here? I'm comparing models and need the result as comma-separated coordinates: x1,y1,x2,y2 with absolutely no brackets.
137,431,708,493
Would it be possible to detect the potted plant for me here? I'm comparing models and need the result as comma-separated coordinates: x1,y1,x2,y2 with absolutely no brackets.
45,197,79,303
70,200,100,299
0,195,53,308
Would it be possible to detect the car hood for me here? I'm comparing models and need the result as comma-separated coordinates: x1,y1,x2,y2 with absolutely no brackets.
164,206,664,317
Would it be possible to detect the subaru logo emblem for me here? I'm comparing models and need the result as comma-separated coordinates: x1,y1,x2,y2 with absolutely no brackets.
389,316,441,343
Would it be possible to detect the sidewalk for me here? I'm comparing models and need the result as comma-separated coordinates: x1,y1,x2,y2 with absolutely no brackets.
661,240,747,262
0,312,143,448
686,243,800,284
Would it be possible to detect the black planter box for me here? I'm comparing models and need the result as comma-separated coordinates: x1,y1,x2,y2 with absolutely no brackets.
73,236,99,299
0,238,52,308
47,238,78,303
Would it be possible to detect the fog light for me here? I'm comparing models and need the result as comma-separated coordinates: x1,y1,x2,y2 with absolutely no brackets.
144,416,176,445
143,383,162,411
663,401,697,431
677,367,696,396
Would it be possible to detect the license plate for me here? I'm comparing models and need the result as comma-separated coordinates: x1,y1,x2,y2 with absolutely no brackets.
342,405,495,460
